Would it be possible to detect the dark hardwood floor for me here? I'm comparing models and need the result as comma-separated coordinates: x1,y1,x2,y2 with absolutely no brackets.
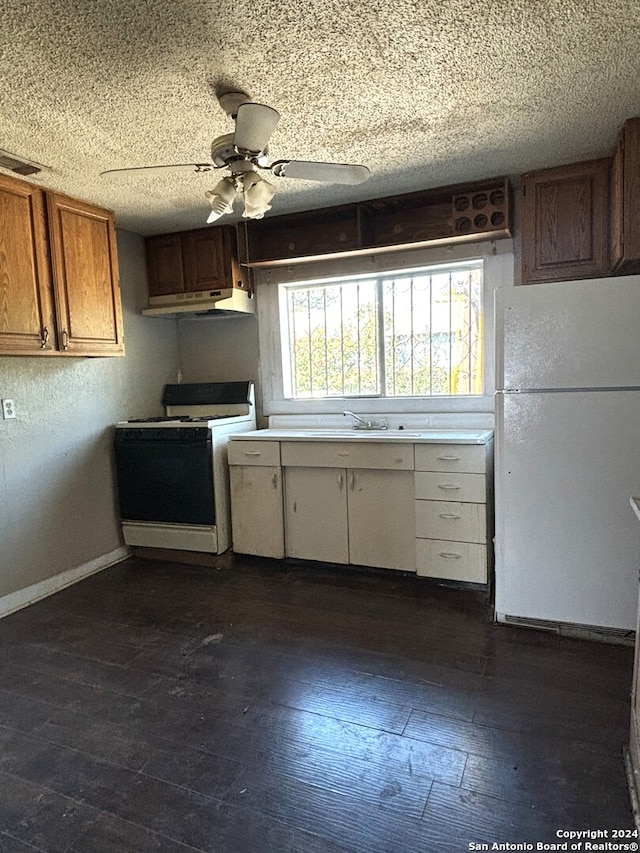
0,553,634,852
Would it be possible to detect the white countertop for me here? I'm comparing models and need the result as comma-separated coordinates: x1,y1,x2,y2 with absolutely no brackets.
230,428,494,444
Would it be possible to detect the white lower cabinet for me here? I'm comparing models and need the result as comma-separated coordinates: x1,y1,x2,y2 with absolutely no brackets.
228,441,285,558
416,539,487,584
284,467,349,563
415,500,486,543
347,468,415,571
414,442,493,584
228,434,493,585
284,466,415,571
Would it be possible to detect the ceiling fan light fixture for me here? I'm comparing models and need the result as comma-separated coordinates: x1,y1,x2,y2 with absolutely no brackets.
241,171,274,219
204,176,237,223
102,88,370,220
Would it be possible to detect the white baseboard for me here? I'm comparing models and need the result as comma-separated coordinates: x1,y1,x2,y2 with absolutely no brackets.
0,545,130,619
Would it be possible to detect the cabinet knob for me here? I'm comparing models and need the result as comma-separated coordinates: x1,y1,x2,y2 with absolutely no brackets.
40,327,49,349
61,329,69,351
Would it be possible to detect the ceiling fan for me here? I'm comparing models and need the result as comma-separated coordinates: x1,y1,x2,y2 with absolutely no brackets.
101,91,371,223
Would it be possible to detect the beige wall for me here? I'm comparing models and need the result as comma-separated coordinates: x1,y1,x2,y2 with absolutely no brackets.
0,230,180,599
177,313,263,423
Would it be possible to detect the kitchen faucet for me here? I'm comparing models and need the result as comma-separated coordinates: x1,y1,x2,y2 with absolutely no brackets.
343,411,387,430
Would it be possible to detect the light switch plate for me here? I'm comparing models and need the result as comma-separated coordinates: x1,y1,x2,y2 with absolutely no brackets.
2,399,16,419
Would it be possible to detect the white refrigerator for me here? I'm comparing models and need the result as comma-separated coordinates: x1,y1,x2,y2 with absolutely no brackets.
494,275,640,632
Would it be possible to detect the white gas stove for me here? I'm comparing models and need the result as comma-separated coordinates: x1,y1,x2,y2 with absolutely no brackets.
114,381,255,554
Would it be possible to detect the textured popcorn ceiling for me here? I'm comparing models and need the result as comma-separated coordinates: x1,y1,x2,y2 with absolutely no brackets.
2,0,640,236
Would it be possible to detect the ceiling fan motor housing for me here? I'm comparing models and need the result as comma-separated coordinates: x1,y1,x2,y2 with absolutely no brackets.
218,91,252,118
210,134,237,167
210,134,269,169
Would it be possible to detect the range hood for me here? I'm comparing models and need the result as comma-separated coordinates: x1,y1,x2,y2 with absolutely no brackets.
142,287,255,317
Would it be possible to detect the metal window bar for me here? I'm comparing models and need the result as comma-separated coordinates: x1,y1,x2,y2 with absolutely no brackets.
288,291,298,396
429,274,434,395
286,263,482,398
323,288,328,394
410,276,415,396
340,286,345,393
467,273,473,393
376,277,385,397
449,272,453,395
356,283,361,393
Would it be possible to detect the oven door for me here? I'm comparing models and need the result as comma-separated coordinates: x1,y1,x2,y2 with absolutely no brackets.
114,428,215,525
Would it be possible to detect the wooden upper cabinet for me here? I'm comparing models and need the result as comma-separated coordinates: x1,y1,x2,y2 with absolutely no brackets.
146,226,247,299
0,172,56,354
47,192,124,356
610,117,640,274
241,178,512,267
0,174,124,357
145,233,184,296
182,227,229,292
521,159,610,283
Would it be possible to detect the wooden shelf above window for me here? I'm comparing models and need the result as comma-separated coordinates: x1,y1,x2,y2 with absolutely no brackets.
238,177,512,268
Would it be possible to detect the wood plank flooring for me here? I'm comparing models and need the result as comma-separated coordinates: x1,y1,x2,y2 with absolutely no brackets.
0,553,634,852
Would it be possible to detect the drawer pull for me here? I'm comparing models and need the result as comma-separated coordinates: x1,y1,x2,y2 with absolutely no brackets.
337,473,344,490
439,513,461,520
437,484,461,491
337,451,350,457
271,473,278,489
244,450,262,456
439,551,462,560
437,455,461,461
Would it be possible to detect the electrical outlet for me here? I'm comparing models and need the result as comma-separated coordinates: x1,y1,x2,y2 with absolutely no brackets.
2,399,16,419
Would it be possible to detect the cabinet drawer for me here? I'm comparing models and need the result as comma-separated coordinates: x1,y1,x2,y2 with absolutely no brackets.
414,443,486,473
228,440,281,466
416,539,487,583
415,471,486,503
280,441,413,470
415,500,486,543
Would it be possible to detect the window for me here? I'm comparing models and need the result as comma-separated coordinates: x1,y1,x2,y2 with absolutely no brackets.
279,260,483,399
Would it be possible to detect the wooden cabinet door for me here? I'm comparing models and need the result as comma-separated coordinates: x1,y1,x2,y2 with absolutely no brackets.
0,173,55,354
146,226,247,299
611,117,640,274
284,467,349,563
182,227,229,292
47,193,124,356
230,466,285,558
521,159,610,283
146,233,185,297
347,469,416,571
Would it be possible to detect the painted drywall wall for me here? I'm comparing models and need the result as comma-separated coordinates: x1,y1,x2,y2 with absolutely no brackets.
0,229,180,598
176,313,262,421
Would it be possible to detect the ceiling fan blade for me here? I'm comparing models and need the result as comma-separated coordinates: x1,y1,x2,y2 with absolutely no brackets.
270,160,370,184
100,164,215,177
233,103,280,155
